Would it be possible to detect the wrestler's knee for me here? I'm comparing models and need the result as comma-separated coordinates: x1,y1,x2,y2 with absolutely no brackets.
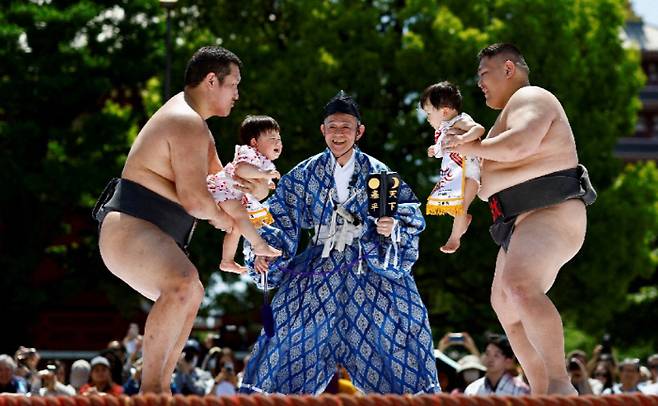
163,266,204,308
491,289,518,325
490,288,505,315
502,274,540,306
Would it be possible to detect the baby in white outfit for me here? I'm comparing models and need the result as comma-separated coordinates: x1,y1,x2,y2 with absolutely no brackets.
207,115,283,273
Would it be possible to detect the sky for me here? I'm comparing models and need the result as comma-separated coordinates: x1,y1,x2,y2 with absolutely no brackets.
632,0,658,26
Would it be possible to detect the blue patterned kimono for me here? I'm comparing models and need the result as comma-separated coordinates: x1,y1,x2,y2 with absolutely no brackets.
239,148,440,395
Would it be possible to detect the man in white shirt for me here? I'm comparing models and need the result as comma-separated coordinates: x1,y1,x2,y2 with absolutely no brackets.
465,334,529,396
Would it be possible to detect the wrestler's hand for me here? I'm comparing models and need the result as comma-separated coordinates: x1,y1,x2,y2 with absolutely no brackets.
442,127,468,151
445,126,467,140
376,217,394,237
234,175,270,200
427,145,437,157
444,136,479,155
254,256,270,274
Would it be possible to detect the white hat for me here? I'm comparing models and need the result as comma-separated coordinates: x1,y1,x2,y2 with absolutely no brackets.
69,359,91,388
456,355,486,373
90,356,111,369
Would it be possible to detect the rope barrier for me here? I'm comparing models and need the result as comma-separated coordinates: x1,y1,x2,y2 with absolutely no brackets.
2,395,658,406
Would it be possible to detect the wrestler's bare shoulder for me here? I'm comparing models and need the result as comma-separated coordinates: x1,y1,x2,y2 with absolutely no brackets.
145,95,208,141
122,93,210,201
502,86,561,116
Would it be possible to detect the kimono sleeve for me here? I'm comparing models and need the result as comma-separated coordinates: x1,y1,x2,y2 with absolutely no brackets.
242,166,311,289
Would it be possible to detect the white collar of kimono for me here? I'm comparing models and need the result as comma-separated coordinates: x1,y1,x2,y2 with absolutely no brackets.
331,150,356,203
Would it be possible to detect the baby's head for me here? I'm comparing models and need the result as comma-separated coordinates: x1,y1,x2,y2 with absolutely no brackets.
420,81,462,130
240,115,282,161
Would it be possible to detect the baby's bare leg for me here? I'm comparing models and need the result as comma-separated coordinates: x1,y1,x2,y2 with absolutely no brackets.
219,230,247,273
219,199,281,258
440,178,478,253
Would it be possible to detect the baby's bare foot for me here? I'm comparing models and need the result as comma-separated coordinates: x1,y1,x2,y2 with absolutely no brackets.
219,260,247,274
440,214,472,254
253,242,282,257
440,239,460,254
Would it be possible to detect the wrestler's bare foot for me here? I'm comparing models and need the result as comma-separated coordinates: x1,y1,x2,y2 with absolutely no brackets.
440,214,472,254
253,241,282,257
219,260,247,274
547,378,578,396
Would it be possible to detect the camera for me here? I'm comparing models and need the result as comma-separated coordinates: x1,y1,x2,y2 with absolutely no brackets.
567,359,580,371
448,333,465,343
223,362,234,374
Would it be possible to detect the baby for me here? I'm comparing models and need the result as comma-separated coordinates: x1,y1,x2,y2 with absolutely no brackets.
208,115,283,273
421,81,484,253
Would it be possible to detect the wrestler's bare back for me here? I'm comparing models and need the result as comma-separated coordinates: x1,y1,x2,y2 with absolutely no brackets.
121,92,221,204
478,86,579,201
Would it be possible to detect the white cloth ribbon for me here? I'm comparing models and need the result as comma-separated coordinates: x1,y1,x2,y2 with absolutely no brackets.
380,218,400,269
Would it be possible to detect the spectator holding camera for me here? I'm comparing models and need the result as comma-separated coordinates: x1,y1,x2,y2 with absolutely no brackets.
212,347,238,395
566,350,601,395
0,354,28,394
438,332,480,357
122,359,143,395
173,340,214,395
464,334,529,396
122,323,143,369
15,346,41,393
79,356,124,396
38,362,76,396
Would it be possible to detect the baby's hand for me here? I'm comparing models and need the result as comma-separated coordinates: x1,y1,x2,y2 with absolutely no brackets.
268,180,276,190
267,169,281,179
427,145,436,157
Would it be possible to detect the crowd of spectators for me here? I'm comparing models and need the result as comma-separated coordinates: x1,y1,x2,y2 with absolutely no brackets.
1,326,656,397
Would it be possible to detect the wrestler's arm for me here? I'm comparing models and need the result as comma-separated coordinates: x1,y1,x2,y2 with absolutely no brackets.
169,117,230,226
455,90,554,161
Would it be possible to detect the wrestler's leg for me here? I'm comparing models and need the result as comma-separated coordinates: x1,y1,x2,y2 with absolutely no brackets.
440,178,477,253
99,213,204,393
219,199,281,258
219,230,247,273
491,249,548,394
501,199,586,395
158,314,196,394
